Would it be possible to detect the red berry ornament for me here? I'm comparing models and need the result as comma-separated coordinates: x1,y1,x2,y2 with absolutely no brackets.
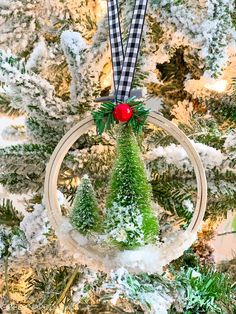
113,103,133,122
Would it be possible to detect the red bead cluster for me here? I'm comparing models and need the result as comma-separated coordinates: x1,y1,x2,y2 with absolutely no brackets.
113,103,133,122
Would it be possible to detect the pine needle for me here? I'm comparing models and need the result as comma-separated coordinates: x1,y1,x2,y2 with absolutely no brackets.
50,264,80,313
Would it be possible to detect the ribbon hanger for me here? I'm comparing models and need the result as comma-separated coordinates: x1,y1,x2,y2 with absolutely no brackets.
107,0,148,102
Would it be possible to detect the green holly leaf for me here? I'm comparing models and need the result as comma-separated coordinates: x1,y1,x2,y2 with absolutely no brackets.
92,98,150,135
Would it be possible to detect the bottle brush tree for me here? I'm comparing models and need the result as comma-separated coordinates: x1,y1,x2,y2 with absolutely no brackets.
70,175,100,234
105,125,159,249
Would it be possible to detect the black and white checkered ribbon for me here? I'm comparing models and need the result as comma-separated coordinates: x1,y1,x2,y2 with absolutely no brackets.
107,0,148,102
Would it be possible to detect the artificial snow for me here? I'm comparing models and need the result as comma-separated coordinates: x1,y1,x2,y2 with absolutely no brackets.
20,203,50,252
224,131,236,150
52,216,198,274
182,199,194,213
149,0,234,78
25,40,47,70
113,231,197,274
145,141,225,170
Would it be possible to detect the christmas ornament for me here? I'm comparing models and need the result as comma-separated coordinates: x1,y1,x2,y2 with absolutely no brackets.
44,0,207,274
44,109,207,273
113,103,133,122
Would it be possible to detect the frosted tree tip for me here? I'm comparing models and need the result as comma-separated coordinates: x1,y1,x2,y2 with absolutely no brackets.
82,174,89,180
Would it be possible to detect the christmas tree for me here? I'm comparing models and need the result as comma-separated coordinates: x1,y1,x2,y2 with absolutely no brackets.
0,0,235,312
105,125,159,248
70,175,100,234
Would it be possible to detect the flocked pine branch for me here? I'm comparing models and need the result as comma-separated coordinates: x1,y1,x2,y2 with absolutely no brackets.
0,49,71,145
61,31,87,103
0,94,23,117
0,144,53,193
0,199,22,227
171,266,235,314
0,49,70,118
148,0,234,78
61,27,110,109
146,135,236,220
27,266,79,312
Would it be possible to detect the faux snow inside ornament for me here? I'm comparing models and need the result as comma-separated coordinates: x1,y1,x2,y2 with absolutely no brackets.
113,103,133,122
44,0,207,274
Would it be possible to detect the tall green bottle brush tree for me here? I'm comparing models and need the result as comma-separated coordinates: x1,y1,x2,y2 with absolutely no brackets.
105,125,159,249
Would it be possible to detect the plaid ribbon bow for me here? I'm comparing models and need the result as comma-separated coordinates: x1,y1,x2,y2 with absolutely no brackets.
107,0,148,102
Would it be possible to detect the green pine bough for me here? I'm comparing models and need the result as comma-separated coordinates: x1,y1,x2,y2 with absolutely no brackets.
104,125,159,249
70,175,100,234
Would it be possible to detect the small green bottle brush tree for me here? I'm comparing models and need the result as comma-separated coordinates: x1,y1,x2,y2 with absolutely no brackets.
70,99,159,248
70,175,100,234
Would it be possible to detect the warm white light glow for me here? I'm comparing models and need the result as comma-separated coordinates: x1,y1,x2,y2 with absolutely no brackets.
204,79,228,93
97,0,107,20
101,71,112,89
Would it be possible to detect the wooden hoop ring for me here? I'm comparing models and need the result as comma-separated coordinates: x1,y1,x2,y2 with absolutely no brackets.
44,112,207,272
